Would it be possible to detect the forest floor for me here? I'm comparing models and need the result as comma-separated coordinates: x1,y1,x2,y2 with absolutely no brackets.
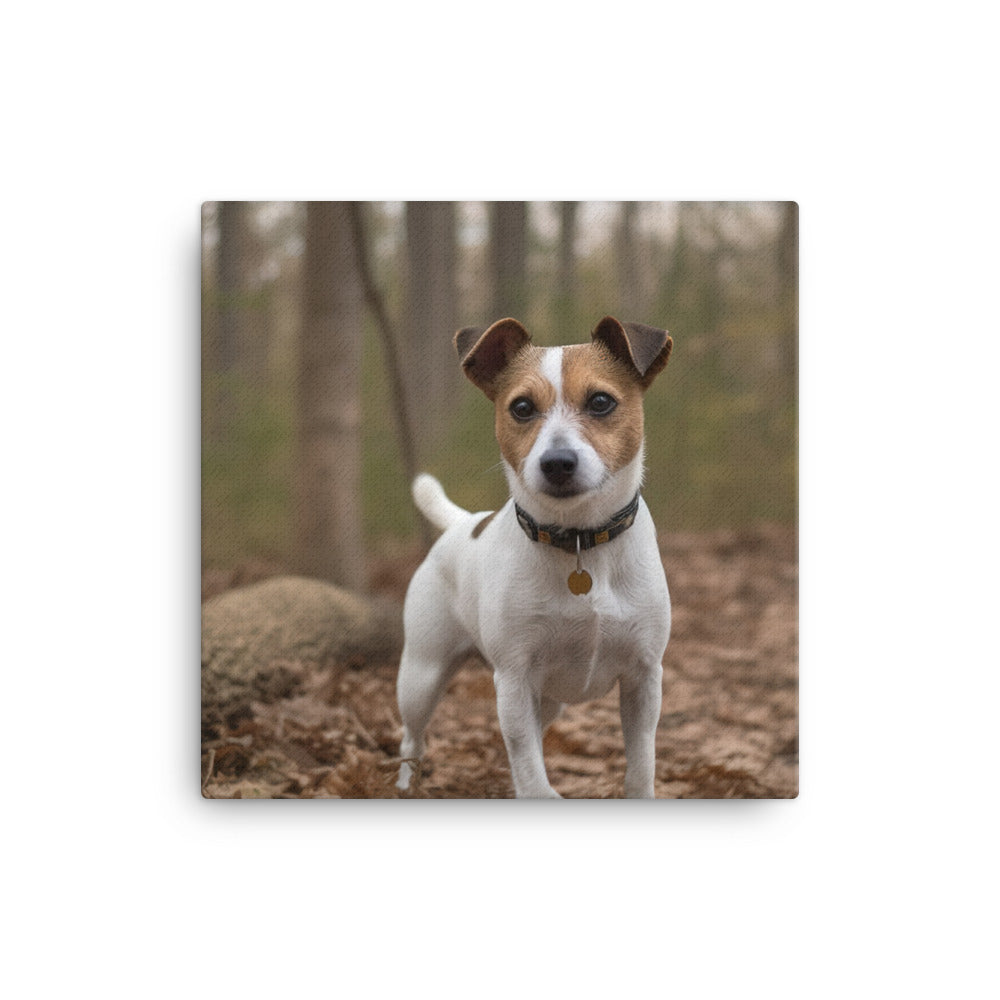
201,524,798,799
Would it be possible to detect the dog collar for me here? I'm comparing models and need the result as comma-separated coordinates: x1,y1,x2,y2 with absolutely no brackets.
514,492,641,554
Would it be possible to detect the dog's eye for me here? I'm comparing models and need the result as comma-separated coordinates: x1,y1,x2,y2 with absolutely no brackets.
587,392,617,416
510,397,536,422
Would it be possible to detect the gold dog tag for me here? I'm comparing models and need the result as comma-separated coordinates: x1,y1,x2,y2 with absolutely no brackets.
569,535,592,595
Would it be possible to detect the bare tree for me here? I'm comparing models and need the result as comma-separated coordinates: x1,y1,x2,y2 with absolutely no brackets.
617,201,640,319
553,201,578,335
208,201,247,443
210,202,273,430
404,202,458,451
296,202,365,588
216,202,244,375
489,201,528,321
778,201,798,378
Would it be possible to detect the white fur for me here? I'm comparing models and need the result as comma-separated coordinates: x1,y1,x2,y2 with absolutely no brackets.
398,351,670,798
540,345,564,394
412,472,466,532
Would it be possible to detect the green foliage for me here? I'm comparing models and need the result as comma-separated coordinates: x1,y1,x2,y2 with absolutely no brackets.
202,373,295,565
643,345,797,529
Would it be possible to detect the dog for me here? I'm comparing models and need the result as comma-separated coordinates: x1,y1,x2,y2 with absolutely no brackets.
396,316,673,798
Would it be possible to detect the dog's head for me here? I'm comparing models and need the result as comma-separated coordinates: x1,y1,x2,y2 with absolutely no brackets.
455,317,671,519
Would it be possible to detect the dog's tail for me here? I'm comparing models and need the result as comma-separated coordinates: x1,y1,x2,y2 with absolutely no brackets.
412,474,469,533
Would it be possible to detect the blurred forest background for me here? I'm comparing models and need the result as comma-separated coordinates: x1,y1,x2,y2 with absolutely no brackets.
201,201,797,586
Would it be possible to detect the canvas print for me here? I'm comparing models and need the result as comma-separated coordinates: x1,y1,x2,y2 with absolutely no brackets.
201,201,798,799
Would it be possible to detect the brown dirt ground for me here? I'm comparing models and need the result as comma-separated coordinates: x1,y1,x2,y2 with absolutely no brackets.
201,525,797,799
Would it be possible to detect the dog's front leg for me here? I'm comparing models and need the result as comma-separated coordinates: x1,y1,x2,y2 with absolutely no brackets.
619,663,664,798
493,671,561,799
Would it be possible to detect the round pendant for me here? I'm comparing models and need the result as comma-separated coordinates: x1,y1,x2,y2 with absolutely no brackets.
567,569,592,595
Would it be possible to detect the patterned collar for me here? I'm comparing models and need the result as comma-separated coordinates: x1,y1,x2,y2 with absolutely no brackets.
514,492,641,554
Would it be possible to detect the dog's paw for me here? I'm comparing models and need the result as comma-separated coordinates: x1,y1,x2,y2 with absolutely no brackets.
396,757,422,798
396,759,418,794
517,786,563,799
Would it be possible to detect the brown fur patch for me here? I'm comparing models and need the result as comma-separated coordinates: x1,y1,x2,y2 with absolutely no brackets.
485,341,652,476
561,343,645,473
471,511,498,539
490,346,556,473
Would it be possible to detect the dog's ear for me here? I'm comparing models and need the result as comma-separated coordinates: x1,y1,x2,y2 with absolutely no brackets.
455,318,532,399
592,316,672,389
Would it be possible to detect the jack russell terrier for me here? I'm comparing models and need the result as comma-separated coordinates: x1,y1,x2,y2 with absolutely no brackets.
396,316,673,798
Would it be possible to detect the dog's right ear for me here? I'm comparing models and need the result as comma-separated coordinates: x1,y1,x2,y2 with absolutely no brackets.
454,318,532,400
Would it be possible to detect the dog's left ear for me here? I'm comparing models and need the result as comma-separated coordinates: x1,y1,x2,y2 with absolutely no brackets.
592,316,672,389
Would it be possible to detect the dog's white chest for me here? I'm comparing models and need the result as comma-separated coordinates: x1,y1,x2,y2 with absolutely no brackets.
472,520,670,705
526,591,644,703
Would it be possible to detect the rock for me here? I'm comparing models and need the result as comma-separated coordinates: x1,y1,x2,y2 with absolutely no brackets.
201,576,403,706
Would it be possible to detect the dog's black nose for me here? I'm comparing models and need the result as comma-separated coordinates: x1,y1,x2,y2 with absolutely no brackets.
540,448,578,487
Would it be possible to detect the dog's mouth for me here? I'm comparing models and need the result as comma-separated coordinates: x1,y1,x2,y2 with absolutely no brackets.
540,482,587,499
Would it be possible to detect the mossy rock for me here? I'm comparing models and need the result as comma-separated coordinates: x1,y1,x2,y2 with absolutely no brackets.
202,576,403,706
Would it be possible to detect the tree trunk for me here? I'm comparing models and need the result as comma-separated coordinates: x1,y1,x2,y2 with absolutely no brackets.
617,201,640,319
348,203,419,487
217,201,243,374
489,201,528,321
404,202,458,452
778,201,798,378
211,202,273,432
296,202,366,588
553,201,577,336
210,201,245,442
